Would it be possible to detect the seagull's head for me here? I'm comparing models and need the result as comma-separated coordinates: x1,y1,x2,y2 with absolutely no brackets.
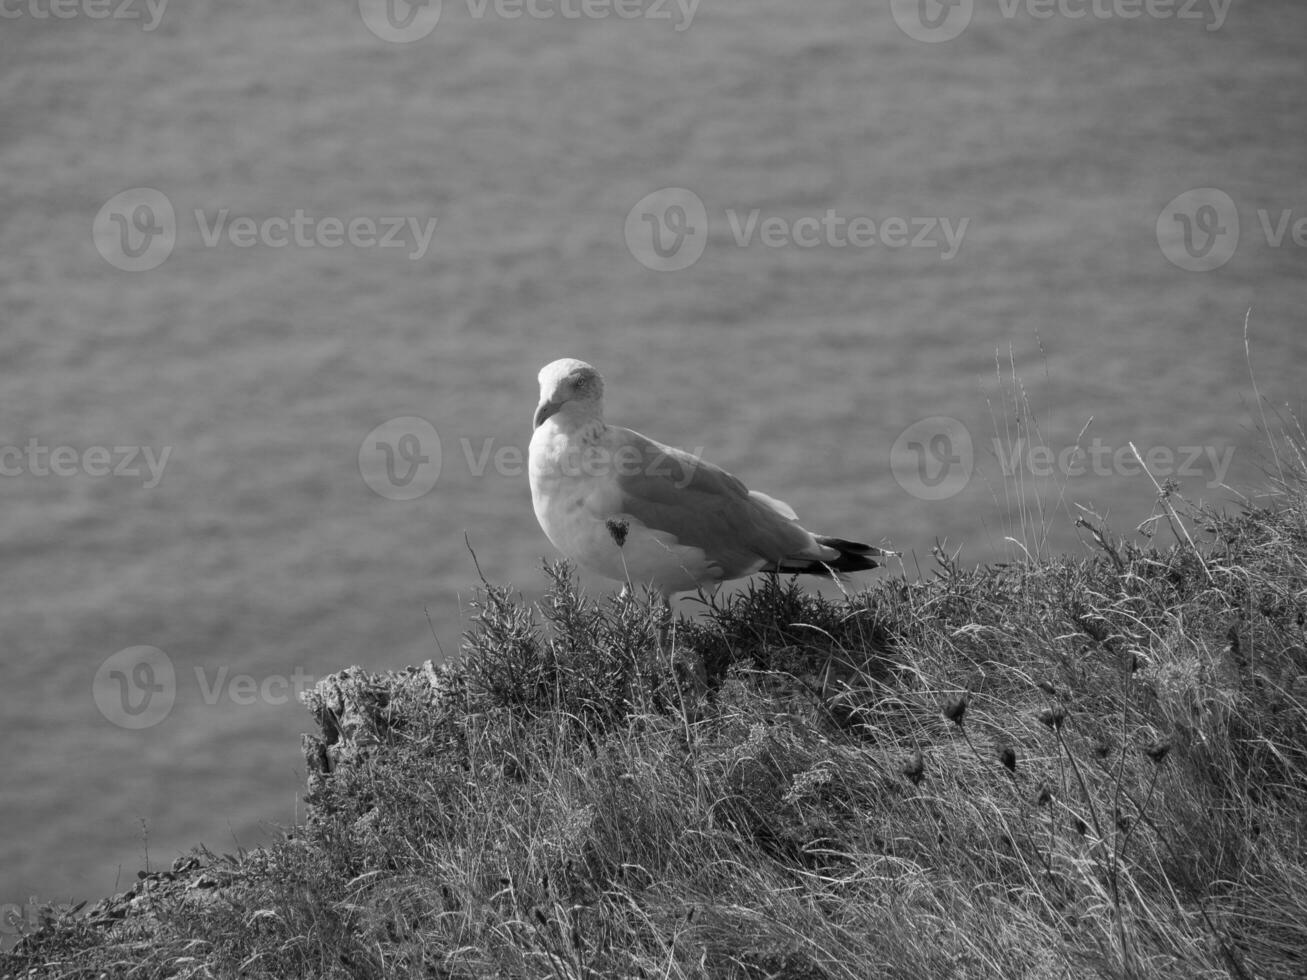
533,358,605,429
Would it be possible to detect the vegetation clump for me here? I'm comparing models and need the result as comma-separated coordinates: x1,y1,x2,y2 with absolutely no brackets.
5,486,1306,980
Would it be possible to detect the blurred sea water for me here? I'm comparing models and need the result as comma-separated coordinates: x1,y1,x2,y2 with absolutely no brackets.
0,0,1303,909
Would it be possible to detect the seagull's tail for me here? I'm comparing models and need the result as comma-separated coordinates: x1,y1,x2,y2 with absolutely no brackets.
773,536,894,576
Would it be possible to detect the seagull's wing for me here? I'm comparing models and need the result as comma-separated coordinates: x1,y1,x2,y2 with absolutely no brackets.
608,426,823,578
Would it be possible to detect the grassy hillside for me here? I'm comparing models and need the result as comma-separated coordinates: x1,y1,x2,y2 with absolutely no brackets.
5,479,1305,979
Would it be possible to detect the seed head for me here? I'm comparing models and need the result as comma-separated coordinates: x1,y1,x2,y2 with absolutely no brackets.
1144,738,1172,765
902,749,925,786
605,518,629,548
1037,706,1067,731
997,743,1017,773
942,694,968,728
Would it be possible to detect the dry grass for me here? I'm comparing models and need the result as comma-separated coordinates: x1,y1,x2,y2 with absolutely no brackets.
5,474,1306,978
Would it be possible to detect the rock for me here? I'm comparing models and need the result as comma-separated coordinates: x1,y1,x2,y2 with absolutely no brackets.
297,659,469,829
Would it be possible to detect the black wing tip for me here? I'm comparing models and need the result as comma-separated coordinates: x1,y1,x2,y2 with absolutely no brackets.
816,535,897,560
778,535,896,575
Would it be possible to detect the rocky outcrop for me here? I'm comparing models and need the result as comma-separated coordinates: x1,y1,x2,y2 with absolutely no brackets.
298,660,468,827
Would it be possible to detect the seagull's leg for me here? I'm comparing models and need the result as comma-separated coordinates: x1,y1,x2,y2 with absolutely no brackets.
655,592,684,684
660,592,708,706
657,592,671,653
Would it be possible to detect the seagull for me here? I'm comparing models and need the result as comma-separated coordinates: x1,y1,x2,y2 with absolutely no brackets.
527,358,888,599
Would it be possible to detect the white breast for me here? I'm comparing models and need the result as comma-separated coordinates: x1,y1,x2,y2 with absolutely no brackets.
528,420,720,594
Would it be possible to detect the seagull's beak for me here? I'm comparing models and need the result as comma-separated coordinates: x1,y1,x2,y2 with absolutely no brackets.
533,398,563,429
